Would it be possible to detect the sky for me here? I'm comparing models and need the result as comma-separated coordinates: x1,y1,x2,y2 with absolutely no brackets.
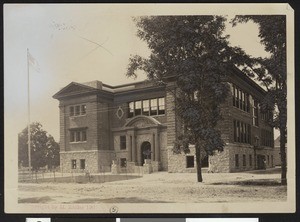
4,4,276,142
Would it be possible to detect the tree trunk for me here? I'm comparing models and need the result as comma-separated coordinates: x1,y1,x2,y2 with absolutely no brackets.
280,126,287,185
278,94,287,186
195,142,203,182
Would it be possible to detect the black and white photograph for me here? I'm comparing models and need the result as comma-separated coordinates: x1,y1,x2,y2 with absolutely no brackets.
4,3,295,213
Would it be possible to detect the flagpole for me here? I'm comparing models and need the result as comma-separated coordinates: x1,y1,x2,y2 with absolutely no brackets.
27,48,31,174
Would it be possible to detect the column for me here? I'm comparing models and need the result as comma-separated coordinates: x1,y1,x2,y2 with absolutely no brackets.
132,133,136,163
126,134,131,161
151,133,155,161
155,130,160,161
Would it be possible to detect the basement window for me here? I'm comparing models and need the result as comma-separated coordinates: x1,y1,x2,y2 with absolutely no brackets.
186,155,194,168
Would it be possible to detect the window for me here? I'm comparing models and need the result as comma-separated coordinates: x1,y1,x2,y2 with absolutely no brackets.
127,98,165,117
80,159,85,169
234,120,251,144
120,158,127,168
128,102,134,118
135,101,142,116
261,129,273,147
232,84,250,112
142,100,149,115
243,154,246,167
249,155,252,167
150,99,158,116
71,159,77,169
267,155,270,166
253,99,259,126
70,106,75,116
120,135,126,150
70,104,87,117
70,130,87,142
81,105,86,115
235,154,239,168
186,156,194,168
158,97,165,115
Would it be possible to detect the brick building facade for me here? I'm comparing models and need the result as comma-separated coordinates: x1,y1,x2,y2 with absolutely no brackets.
53,67,274,173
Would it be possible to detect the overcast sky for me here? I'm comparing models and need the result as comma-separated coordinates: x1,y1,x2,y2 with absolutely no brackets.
5,4,277,142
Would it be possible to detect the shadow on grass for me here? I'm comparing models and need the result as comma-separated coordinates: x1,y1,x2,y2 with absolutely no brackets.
18,196,53,203
210,179,282,186
72,197,171,203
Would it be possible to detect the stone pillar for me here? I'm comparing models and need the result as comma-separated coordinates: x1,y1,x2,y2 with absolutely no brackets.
151,133,155,161
132,133,137,163
155,130,160,161
126,134,131,161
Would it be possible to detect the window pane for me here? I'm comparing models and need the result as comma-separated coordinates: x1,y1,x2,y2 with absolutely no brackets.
76,131,81,141
120,135,126,150
150,99,157,115
80,159,85,169
120,158,127,168
75,105,80,116
82,131,87,141
71,160,76,169
142,100,149,115
70,107,74,116
70,131,75,142
128,102,134,118
186,156,194,168
81,105,86,115
135,101,141,116
158,97,165,115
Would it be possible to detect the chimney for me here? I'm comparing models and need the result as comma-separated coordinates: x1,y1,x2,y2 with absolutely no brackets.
82,80,103,90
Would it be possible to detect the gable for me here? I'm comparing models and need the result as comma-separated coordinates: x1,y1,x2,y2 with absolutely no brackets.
53,82,99,100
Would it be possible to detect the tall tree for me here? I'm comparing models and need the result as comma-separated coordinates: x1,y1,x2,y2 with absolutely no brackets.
18,122,60,170
232,15,287,185
127,16,251,182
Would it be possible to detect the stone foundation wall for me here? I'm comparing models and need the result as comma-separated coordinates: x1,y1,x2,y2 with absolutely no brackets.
208,148,230,173
167,146,196,173
60,150,99,173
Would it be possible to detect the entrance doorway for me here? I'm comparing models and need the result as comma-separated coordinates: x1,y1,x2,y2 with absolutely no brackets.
141,141,151,165
257,155,266,169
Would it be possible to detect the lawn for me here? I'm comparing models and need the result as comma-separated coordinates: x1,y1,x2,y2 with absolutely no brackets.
18,168,286,204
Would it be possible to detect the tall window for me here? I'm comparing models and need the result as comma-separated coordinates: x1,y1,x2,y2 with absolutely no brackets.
70,130,87,142
128,102,134,118
243,154,246,167
249,155,252,167
142,100,149,115
232,84,250,112
233,120,251,144
135,101,142,116
235,154,239,168
253,100,259,126
71,159,77,169
120,135,126,150
70,104,87,117
158,97,165,115
150,99,158,116
80,159,85,169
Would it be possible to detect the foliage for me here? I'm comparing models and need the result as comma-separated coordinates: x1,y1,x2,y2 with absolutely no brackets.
127,16,252,182
18,122,60,170
232,15,287,185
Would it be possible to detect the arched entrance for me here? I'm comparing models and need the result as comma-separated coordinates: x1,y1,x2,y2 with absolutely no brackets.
141,141,151,165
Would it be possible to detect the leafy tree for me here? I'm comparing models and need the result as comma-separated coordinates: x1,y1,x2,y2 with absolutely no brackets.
127,16,251,182
232,15,287,185
18,122,60,171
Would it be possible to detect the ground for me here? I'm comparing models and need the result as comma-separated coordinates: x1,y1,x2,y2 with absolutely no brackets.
18,168,286,204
